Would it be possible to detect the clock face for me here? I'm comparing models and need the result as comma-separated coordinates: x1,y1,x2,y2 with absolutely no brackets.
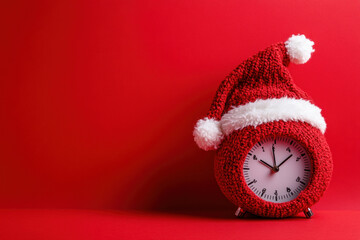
243,136,311,203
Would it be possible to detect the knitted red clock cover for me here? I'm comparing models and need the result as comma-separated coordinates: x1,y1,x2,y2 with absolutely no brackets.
193,34,333,218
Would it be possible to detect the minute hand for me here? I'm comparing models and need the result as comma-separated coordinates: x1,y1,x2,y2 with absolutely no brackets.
272,145,279,171
277,154,293,168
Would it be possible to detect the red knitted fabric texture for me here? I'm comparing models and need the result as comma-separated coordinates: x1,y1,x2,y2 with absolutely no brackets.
214,121,333,218
207,42,333,218
207,42,311,121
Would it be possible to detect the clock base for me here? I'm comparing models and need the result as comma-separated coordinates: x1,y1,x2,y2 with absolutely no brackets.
235,207,247,218
235,207,314,218
303,208,313,218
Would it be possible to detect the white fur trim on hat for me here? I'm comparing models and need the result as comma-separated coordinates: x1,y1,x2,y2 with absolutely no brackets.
193,117,224,151
285,34,315,64
220,97,326,135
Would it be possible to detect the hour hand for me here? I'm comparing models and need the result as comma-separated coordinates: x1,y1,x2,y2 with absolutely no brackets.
259,159,274,170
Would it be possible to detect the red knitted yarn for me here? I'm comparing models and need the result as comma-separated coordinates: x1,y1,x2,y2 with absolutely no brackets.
194,35,333,217
214,121,333,218
207,42,311,121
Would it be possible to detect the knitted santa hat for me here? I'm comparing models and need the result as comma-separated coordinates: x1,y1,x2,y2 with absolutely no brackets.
194,34,326,151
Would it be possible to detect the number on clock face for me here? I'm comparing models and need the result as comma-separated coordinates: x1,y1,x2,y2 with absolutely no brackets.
243,136,311,203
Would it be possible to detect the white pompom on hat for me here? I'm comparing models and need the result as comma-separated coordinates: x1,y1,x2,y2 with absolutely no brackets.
193,117,224,151
285,34,315,64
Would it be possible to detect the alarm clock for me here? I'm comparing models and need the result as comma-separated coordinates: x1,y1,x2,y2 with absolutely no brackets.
193,34,333,218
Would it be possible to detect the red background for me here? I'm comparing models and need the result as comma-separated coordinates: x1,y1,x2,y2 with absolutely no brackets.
1,0,360,214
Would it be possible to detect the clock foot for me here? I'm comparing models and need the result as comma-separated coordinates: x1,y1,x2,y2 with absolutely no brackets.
303,208,313,218
235,207,247,218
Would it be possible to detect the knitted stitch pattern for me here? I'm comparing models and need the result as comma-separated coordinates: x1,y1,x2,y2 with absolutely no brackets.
214,121,332,218
206,42,311,121
205,41,333,218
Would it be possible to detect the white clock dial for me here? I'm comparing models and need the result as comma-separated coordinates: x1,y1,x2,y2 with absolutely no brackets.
243,136,311,203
